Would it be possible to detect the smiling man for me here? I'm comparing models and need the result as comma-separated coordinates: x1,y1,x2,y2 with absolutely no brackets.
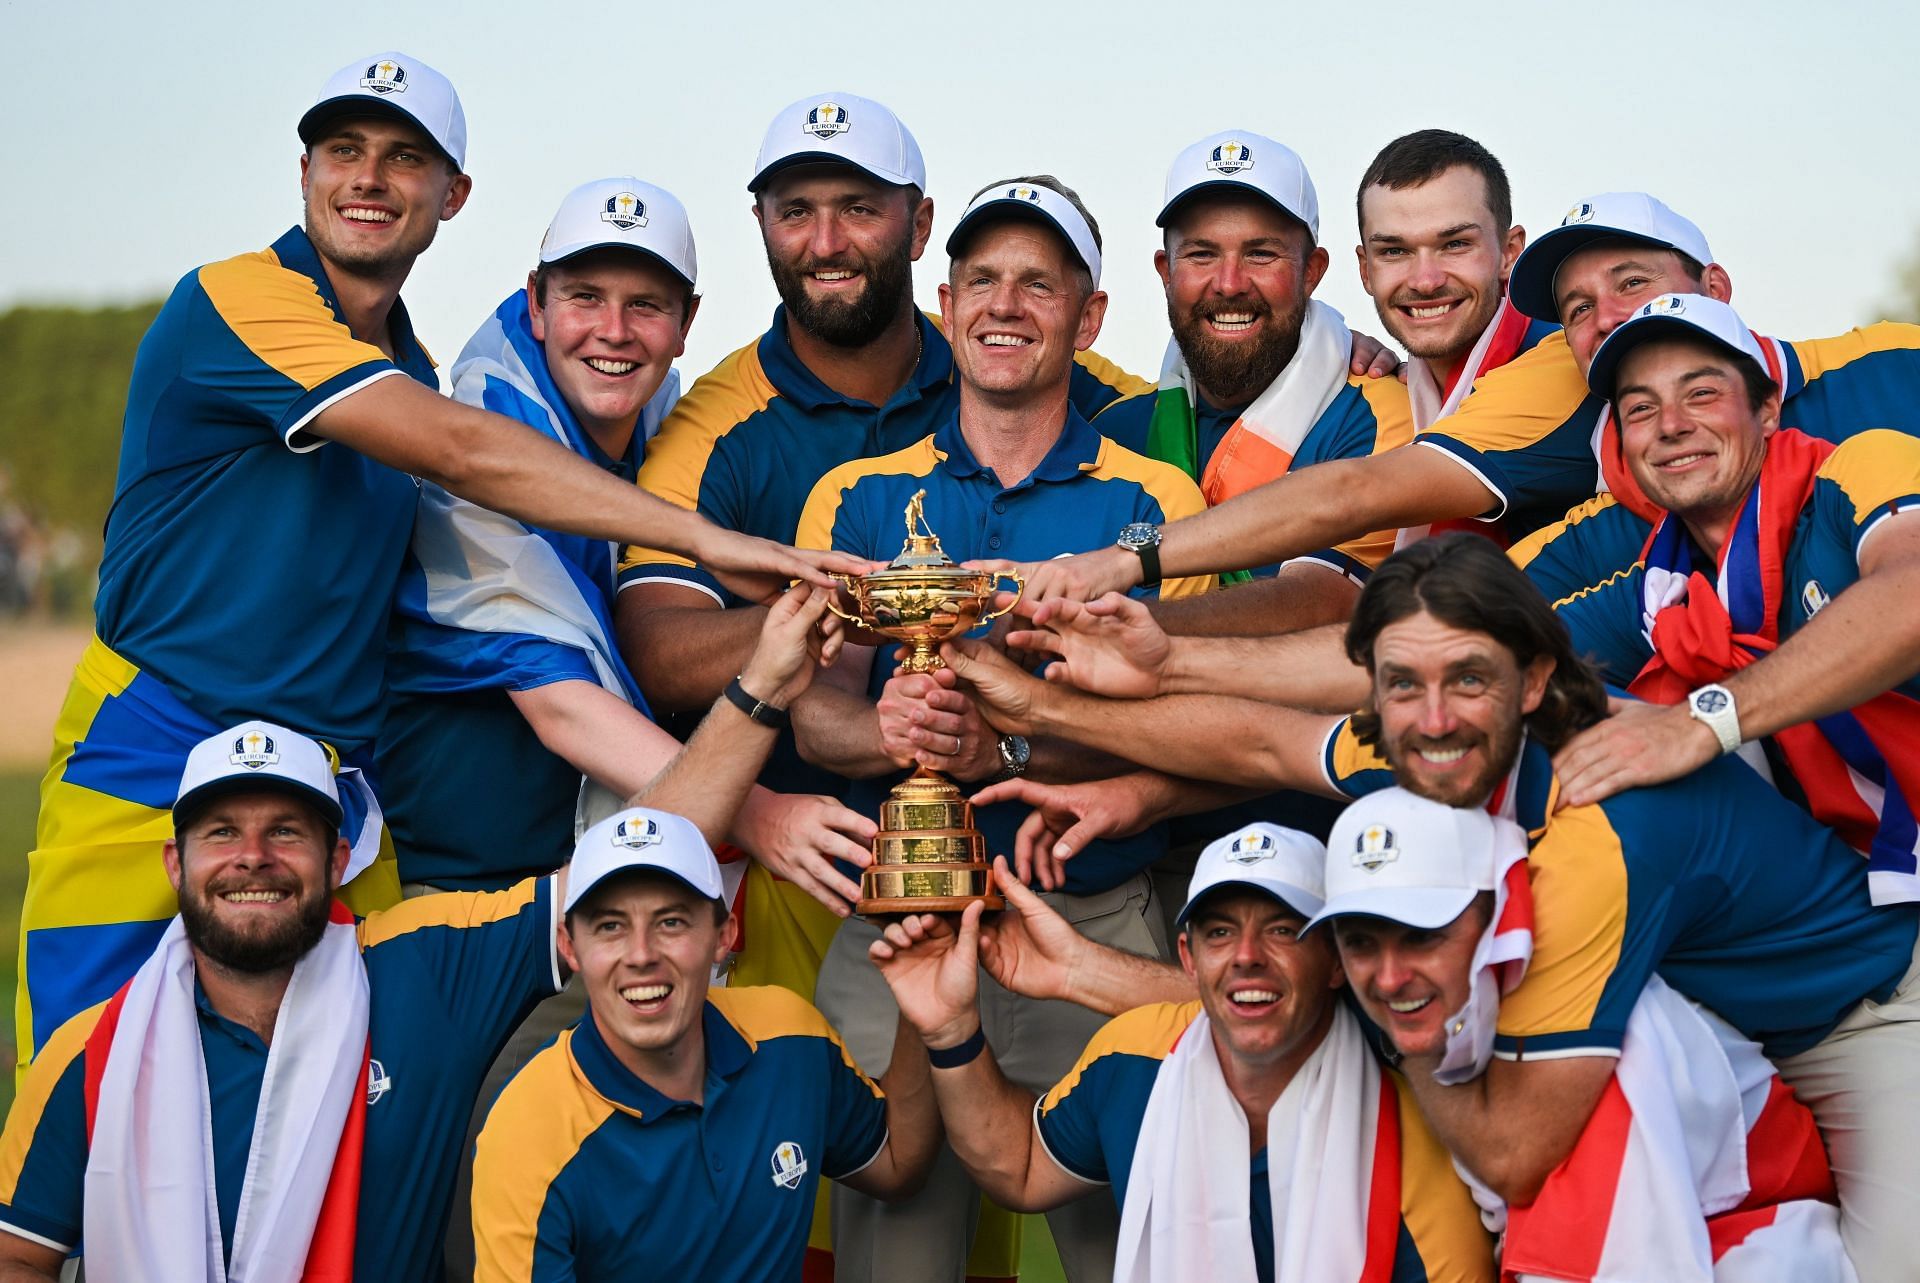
17,53,846,1077
867,824,1493,1283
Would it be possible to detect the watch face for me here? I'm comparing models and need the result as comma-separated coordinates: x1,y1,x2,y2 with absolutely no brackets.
1694,689,1730,714
1117,522,1159,550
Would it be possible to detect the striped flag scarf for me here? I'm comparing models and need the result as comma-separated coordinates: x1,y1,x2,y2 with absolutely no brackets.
1628,428,1920,905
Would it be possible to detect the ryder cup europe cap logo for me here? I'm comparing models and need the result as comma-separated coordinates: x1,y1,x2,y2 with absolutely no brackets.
601,192,649,230
1563,201,1597,226
1007,185,1041,202
1226,829,1277,864
228,730,280,770
771,1140,809,1189
1206,140,1254,174
1353,823,1398,873
611,816,663,850
359,59,408,95
803,101,850,138
1647,294,1687,317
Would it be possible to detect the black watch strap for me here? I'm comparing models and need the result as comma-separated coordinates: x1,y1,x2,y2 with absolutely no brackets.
1133,540,1161,588
724,676,791,729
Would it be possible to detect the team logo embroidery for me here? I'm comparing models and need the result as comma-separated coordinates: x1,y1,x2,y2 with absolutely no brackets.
1353,824,1398,873
1563,201,1597,225
366,1058,393,1105
1006,186,1041,203
803,102,850,138
228,730,279,770
1226,829,1276,864
1802,580,1831,617
611,816,664,850
770,1140,809,1189
359,60,408,95
1695,688,1731,715
1647,294,1687,317
1206,141,1254,174
601,192,649,230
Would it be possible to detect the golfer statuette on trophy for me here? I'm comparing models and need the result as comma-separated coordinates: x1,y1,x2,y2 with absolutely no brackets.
827,491,1024,914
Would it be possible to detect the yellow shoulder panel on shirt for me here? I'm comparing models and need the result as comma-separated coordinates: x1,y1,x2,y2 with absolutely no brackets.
711,985,881,1097
1788,321,1920,381
795,436,942,553
1508,493,1621,571
1391,1073,1496,1282
197,249,389,391
1327,718,1390,783
1086,439,1213,598
358,875,541,950
1495,803,1628,1041
1353,373,1416,454
1039,1001,1200,1114
1072,348,1154,399
1817,429,1920,525
0,1001,106,1202
1091,385,1156,424
620,340,779,571
472,1030,615,1283
1425,331,1588,453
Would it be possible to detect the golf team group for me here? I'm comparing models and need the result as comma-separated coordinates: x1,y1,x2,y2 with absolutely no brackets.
3,45,1918,1283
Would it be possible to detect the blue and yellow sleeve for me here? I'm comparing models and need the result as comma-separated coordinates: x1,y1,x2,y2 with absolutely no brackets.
1811,429,1920,562
1320,717,1395,800
0,1004,103,1253
1494,804,1635,1058
1069,350,1153,419
617,342,777,600
1550,566,1651,687
1085,440,1212,599
711,987,887,1179
1391,1074,1497,1282
359,875,562,1050
1417,334,1598,522
193,249,401,447
472,1032,606,1283
1510,494,1653,606
1036,1001,1196,1185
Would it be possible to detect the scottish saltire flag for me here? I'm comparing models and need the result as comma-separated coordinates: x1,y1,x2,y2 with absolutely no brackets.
391,290,676,716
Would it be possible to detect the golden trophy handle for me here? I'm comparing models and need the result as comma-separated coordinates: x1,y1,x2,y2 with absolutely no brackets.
823,573,865,625
977,570,1026,625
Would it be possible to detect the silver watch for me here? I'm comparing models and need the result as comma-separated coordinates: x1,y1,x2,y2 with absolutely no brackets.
1685,684,1741,756
996,734,1031,781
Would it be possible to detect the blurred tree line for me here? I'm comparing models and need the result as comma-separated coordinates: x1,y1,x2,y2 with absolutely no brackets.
0,301,162,618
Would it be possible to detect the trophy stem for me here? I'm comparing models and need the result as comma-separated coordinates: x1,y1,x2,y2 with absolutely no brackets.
900,638,942,674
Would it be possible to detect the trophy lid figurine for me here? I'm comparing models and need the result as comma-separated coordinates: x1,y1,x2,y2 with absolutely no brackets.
827,492,1023,913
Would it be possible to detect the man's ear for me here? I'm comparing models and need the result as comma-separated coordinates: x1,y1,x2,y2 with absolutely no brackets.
714,912,739,966
1176,928,1197,980
440,172,473,221
1520,653,1556,716
330,836,351,888
1074,289,1109,352
164,837,185,894
908,195,935,261
1302,244,1331,296
556,921,582,977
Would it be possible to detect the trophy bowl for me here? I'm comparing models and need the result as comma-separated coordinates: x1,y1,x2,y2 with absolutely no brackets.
823,490,1022,914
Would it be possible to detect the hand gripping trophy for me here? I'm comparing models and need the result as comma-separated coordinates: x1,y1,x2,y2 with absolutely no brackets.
827,491,1024,913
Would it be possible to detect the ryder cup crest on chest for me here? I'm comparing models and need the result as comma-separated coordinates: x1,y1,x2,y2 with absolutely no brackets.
771,1140,808,1189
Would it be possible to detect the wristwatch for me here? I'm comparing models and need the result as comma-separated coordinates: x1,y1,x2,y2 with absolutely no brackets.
1685,683,1741,756
724,676,791,730
1115,522,1162,588
996,734,1031,781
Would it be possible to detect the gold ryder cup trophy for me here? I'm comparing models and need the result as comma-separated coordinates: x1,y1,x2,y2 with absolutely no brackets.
826,491,1024,915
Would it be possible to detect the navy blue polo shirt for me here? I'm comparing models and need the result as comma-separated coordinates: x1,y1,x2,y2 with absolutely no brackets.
797,407,1211,894
471,986,886,1282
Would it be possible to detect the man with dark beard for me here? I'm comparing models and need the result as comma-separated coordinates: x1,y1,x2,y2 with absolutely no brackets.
1080,130,1415,634
0,720,571,1280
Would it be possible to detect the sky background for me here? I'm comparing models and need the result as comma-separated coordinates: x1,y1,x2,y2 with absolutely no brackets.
5,0,1918,384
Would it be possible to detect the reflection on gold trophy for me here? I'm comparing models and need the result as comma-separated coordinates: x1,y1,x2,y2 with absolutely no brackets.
826,491,1024,913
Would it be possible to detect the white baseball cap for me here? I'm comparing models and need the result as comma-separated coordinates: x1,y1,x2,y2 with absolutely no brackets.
1156,130,1319,241
537,177,698,289
1306,789,1497,934
1175,823,1327,929
1585,293,1772,401
175,721,343,828
298,52,467,171
1508,192,1714,322
749,92,926,193
945,181,1102,287
564,807,724,914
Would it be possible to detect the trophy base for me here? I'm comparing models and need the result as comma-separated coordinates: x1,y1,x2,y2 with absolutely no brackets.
858,767,1004,917
858,893,1007,916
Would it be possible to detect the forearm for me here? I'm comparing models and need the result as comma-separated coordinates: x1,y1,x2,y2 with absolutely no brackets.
616,595,769,713
1150,564,1360,638
1724,559,1920,740
1162,624,1367,710
629,695,778,846
1397,1055,1609,1204
926,1048,1069,1212
856,1017,942,1201
1055,930,1193,1016
508,680,684,798
792,685,900,778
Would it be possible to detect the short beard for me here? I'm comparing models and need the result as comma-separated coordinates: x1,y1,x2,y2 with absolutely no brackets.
1168,293,1304,406
1382,708,1523,809
181,878,332,973
766,229,915,350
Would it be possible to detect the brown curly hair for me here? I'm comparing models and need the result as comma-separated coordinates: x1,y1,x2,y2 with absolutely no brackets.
1344,533,1608,752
